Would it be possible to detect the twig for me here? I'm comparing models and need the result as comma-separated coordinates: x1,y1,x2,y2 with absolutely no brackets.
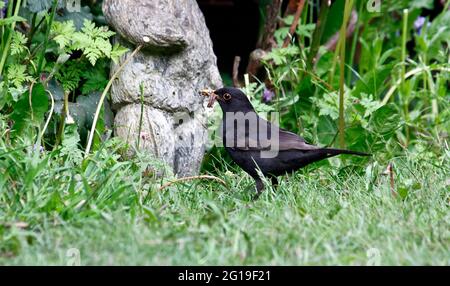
246,0,282,78
232,56,241,87
246,49,266,78
158,175,227,191
137,82,145,148
282,0,306,48
1,222,29,229
383,163,397,197
283,0,302,17
259,0,282,51
40,89,55,141
84,44,143,157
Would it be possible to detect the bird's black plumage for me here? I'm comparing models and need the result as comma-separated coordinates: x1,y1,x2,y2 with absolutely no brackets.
203,87,370,195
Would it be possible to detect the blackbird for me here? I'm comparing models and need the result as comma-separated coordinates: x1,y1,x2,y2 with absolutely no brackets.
201,87,370,195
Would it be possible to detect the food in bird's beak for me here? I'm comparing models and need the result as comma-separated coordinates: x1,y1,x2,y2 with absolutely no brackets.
199,89,217,108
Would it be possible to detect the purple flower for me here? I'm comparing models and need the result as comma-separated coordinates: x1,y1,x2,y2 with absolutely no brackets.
262,88,275,103
33,144,45,153
1,1,7,19
414,16,426,35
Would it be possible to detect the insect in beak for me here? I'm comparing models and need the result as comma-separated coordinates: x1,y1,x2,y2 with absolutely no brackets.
199,89,218,108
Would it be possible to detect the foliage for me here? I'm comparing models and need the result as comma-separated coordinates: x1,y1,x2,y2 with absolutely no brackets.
10,83,48,136
0,0,449,266
254,0,449,166
0,137,448,264
0,1,128,146
51,19,119,66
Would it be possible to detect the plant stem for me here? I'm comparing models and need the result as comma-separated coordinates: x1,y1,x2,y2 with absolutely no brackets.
54,90,69,149
36,0,58,75
137,82,145,149
40,89,55,142
347,2,363,87
306,0,330,70
381,67,450,104
401,9,409,146
1,0,14,51
84,44,143,158
337,0,354,149
158,175,227,191
28,81,35,121
0,0,22,76
26,13,37,48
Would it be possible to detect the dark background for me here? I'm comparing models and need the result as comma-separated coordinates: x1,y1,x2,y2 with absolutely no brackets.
197,0,261,77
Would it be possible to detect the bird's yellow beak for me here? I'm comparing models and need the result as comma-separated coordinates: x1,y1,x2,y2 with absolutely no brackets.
199,89,218,108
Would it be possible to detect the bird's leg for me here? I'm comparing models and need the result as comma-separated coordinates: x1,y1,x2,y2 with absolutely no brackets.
255,178,264,193
252,178,264,200
270,176,278,190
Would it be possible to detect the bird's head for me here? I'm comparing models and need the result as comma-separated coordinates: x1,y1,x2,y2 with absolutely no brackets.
200,87,254,113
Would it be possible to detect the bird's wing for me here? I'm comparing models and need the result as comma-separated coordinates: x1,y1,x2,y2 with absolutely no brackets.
229,117,319,151
276,128,320,151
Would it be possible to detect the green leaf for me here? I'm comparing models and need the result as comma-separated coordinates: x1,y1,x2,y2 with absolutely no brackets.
10,32,28,56
317,115,337,146
55,6,94,31
84,46,102,65
110,44,129,64
142,206,159,224
353,64,394,99
81,69,108,95
60,123,83,165
55,60,85,92
321,0,345,43
369,104,401,139
0,16,27,26
398,186,409,199
359,94,384,118
345,125,371,152
6,64,32,88
47,79,65,101
51,21,76,50
410,0,434,9
10,83,49,136
296,23,316,38
76,91,114,130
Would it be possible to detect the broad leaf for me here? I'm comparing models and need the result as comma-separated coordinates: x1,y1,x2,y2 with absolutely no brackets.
11,83,49,136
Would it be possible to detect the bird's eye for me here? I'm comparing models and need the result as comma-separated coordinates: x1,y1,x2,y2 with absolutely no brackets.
223,93,232,101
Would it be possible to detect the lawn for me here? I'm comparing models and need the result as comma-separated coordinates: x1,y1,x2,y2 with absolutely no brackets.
0,0,449,266
1,151,448,265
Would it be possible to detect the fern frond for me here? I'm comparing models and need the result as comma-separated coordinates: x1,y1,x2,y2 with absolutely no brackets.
7,64,32,88
11,32,28,56
51,21,76,50
110,44,129,64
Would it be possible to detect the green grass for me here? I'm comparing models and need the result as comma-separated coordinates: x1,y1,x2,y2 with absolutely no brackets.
0,0,448,267
1,146,448,265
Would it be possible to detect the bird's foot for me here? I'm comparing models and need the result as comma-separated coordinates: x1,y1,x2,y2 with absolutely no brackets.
252,191,262,201
252,178,264,200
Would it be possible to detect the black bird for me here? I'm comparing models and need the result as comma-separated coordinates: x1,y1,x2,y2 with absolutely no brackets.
201,87,370,195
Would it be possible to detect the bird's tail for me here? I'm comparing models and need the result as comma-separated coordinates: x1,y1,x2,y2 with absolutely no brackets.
323,148,371,157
